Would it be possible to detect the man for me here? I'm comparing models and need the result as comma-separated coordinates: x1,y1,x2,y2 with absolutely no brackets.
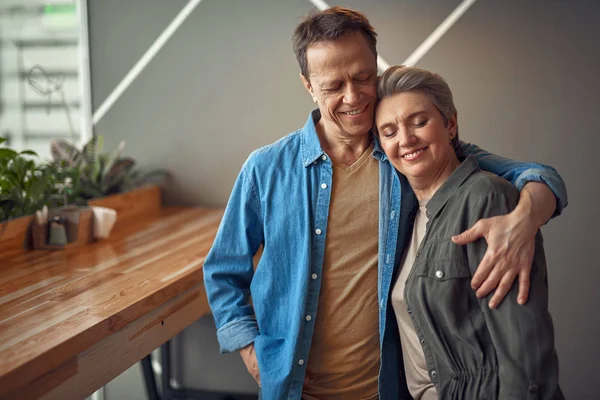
203,7,567,400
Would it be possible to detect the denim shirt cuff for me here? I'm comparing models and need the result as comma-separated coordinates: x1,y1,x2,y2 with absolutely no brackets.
216,316,259,353
514,167,568,219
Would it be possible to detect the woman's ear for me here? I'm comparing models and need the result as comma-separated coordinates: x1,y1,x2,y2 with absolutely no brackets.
448,113,458,139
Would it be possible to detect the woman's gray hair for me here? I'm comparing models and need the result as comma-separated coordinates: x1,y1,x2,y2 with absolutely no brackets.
376,65,462,156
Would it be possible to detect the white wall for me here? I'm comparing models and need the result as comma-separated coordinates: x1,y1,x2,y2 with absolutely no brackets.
89,1,600,398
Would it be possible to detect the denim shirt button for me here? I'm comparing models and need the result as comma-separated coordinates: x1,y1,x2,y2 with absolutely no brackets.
380,299,385,309
321,155,327,161
311,273,318,280
390,210,395,219
305,315,312,321
315,228,322,235
321,183,327,189
298,359,305,365
385,255,390,264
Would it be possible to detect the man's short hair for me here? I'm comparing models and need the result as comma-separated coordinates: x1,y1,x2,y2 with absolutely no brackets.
292,7,378,78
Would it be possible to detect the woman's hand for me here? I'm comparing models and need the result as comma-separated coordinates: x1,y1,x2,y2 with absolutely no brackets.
240,343,261,386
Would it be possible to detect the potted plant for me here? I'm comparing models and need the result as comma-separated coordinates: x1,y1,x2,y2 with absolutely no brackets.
50,135,168,204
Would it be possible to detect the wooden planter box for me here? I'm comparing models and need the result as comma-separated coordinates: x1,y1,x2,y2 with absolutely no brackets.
0,185,162,259
88,184,162,231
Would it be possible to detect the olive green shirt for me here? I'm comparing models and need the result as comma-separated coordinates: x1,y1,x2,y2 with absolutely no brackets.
398,156,564,400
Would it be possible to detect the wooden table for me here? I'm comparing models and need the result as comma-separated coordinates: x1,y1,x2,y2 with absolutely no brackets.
0,207,224,400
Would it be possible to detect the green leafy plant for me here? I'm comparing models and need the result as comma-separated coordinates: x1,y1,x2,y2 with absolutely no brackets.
0,138,71,222
50,135,168,202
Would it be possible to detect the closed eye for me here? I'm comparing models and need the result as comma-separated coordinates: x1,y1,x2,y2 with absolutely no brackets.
413,119,428,128
322,83,341,92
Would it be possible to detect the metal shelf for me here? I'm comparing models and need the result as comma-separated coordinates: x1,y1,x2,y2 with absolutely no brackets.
13,39,78,48
23,101,80,111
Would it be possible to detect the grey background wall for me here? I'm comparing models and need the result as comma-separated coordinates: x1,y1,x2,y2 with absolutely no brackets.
88,0,599,399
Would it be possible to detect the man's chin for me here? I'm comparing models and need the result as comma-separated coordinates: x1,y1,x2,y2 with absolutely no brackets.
344,123,373,138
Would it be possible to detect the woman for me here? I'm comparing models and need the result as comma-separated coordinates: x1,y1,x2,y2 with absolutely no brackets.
374,66,564,399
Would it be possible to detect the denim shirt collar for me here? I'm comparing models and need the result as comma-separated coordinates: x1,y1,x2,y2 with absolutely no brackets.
301,109,388,167
301,109,326,167
372,134,388,162
426,155,480,218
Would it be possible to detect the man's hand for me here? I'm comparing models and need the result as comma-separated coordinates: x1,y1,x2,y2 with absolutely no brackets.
452,212,535,308
452,182,556,309
240,343,260,386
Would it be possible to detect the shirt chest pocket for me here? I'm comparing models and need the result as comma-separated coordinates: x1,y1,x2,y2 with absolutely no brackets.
414,239,472,281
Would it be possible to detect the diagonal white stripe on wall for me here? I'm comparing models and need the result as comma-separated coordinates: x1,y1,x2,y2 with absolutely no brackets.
307,0,477,70
92,0,204,125
402,0,478,66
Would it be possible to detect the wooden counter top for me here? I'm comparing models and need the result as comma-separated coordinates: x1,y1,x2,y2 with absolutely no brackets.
0,207,223,399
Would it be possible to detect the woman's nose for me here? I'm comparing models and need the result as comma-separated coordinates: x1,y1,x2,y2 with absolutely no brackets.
399,129,418,147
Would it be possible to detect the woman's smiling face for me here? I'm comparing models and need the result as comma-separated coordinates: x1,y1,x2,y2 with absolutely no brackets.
375,90,457,181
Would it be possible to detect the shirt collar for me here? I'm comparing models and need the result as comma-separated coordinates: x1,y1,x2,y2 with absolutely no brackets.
301,109,326,167
426,156,481,218
372,135,388,161
301,108,388,167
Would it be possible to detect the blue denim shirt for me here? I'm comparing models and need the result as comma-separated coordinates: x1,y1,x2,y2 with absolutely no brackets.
203,110,568,400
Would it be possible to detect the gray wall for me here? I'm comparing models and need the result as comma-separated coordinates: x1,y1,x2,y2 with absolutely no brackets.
88,0,600,398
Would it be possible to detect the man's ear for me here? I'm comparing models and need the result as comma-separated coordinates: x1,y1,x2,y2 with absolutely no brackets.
448,113,458,139
300,74,318,104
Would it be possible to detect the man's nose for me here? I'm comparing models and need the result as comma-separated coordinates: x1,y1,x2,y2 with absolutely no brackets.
342,83,361,105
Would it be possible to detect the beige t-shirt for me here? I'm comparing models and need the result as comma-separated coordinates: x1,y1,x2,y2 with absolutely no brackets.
302,143,380,400
391,200,438,400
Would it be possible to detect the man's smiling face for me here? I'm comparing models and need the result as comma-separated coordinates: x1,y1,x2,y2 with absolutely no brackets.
300,32,378,140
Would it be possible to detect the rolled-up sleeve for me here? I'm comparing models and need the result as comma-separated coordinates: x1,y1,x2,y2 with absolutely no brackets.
460,141,568,218
203,158,263,353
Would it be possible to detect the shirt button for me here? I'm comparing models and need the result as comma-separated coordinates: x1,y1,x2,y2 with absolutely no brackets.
321,155,327,160
305,315,312,321
430,370,437,379
313,160,317,165
435,270,444,279
390,210,395,219
380,299,385,309
420,338,425,343
311,273,318,280
415,252,420,258
385,255,390,264
315,228,322,235
426,210,431,217
529,383,539,393
298,359,305,365
407,308,412,314
321,183,327,189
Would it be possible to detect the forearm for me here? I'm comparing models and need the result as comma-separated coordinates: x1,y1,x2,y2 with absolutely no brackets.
514,182,557,228
461,141,568,217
